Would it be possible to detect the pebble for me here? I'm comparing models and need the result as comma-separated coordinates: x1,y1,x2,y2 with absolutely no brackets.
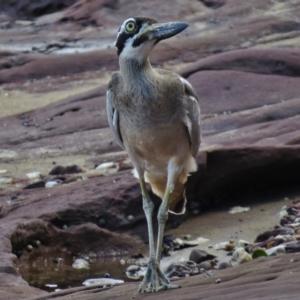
0,170,7,174
0,177,14,184
26,172,41,179
98,218,106,227
218,262,232,270
53,258,64,265
45,283,57,288
214,240,235,251
215,278,221,284
238,239,250,248
26,245,33,252
120,259,125,265
72,258,89,269
45,181,58,188
32,240,41,247
189,249,216,264
192,209,200,216
127,215,134,222
230,247,252,266
266,244,286,256
125,265,147,279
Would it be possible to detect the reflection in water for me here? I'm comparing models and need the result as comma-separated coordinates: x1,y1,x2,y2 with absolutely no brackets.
18,252,139,292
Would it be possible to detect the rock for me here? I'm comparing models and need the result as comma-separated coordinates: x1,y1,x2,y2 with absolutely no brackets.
49,165,83,175
266,245,286,256
189,249,216,264
82,278,124,287
45,181,59,188
125,265,147,279
230,247,253,266
214,241,235,251
26,172,41,179
164,260,199,278
72,258,89,269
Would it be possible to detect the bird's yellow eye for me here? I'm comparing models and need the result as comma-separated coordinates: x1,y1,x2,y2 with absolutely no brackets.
125,21,136,32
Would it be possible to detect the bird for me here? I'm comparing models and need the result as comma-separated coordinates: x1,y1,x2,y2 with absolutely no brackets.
106,16,201,293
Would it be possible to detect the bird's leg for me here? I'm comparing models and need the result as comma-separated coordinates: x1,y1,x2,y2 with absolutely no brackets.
139,178,155,259
138,178,179,293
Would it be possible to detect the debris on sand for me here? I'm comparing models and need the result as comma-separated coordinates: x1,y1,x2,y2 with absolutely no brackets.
228,206,250,214
82,278,124,287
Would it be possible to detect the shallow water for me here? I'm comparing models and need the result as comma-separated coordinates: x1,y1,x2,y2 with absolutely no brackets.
18,253,138,292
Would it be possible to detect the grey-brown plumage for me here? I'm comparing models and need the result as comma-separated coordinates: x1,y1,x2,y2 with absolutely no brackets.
107,16,201,292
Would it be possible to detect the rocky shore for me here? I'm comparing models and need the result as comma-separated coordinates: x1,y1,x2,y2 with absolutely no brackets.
0,0,300,299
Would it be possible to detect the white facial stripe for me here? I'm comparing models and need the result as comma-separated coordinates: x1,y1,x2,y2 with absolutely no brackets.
114,17,136,47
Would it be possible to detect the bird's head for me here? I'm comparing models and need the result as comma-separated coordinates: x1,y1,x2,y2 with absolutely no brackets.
114,17,188,63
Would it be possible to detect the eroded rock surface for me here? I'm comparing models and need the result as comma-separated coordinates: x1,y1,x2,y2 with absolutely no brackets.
0,0,300,299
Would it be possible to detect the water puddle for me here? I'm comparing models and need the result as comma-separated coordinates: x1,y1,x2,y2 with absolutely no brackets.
17,252,139,292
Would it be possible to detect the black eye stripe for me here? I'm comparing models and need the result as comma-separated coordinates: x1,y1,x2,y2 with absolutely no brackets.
115,17,158,56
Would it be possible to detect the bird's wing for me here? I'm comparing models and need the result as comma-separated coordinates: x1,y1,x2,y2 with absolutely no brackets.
106,81,125,150
179,77,201,158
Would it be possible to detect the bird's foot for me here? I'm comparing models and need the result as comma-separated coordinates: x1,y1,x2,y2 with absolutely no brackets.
138,258,181,293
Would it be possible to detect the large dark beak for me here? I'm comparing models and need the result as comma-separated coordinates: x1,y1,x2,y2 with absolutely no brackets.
142,22,189,42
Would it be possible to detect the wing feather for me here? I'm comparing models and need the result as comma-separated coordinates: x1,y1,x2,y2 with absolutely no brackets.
179,77,201,158
106,88,125,149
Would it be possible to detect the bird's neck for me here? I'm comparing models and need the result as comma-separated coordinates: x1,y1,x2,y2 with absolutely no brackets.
119,57,157,99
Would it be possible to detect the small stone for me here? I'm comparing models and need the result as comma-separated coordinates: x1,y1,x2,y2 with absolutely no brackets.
0,170,7,174
189,249,216,264
62,224,68,229
230,247,252,266
72,258,89,269
192,209,200,216
127,215,134,222
26,172,41,179
183,234,192,240
104,273,110,278
53,258,64,264
0,177,14,184
290,258,295,263
198,261,213,270
32,240,41,247
218,262,232,270
120,259,125,265
26,245,33,252
45,283,57,288
215,278,221,284
98,218,106,227
45,181,58,188
11,195,18,200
